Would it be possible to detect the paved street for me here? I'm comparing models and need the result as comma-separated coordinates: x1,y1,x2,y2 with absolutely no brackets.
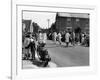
45,40,89,67
22,40,89,69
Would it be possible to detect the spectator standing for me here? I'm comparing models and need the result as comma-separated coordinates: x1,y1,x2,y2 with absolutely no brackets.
81,33,85,45
65,31,70,47
72,32,75,46
23,35,31,60
25,36,36,60
53,32,57,44
38,31,43,43
58,32,62,45
43,33,47,44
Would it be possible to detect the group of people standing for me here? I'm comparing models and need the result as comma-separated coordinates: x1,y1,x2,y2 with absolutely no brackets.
22,31,48,61
52,31,75,47
50,31,89,47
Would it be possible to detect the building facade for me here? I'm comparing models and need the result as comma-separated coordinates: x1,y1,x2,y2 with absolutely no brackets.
55,13,89,34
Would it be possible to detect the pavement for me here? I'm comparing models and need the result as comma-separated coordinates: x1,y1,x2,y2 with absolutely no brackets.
22,60,57,69
22,40,89,69
22,60,39,69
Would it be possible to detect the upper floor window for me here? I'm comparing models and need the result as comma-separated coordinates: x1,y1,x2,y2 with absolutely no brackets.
76,18,80,22
67,18,71,22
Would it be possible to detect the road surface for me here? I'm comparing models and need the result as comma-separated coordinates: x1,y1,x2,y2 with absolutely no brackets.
45,40,89,67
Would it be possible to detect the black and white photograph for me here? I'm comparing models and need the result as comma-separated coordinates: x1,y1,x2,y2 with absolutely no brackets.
0,0,99,79
22,11,90,69
10,1,98,79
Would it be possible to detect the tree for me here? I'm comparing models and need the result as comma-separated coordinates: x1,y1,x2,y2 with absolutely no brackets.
49,23,57,32
32,22,40,33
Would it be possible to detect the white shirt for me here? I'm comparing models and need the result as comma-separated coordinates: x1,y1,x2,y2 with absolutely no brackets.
38,33,43,42
65,33,70,42
43,33,47,43
58,33,62,39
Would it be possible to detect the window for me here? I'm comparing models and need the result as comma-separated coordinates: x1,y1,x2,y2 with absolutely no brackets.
76,18,80,22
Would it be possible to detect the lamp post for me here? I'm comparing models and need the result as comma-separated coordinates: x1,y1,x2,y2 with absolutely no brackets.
47,19,50,29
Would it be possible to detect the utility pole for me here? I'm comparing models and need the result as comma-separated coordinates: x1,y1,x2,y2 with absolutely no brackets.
47,19,50,29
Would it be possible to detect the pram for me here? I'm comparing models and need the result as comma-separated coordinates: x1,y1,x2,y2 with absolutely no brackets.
36,42,51,67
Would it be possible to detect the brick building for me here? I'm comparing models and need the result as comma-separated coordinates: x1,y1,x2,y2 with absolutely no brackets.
55,12,89,33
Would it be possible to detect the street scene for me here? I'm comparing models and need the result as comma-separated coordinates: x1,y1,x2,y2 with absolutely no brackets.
22,11,89,69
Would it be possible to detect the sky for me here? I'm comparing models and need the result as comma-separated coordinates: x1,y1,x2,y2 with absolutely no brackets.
23,11,56,29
